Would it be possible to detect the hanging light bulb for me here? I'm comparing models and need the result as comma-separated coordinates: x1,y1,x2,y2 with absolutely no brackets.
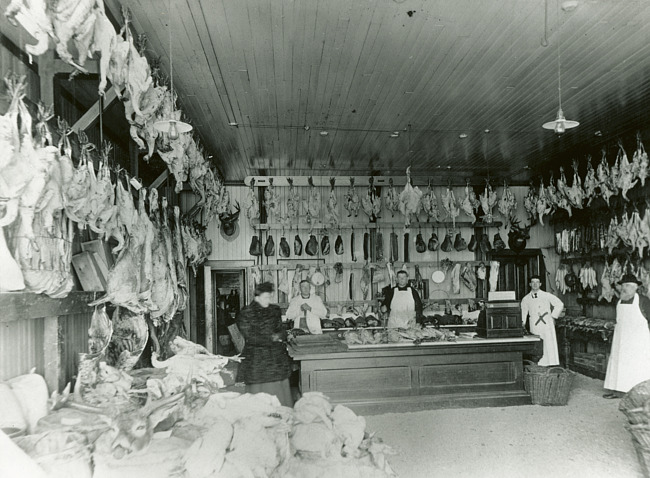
154,1,192,138
542,2,578,134
168,120,179,140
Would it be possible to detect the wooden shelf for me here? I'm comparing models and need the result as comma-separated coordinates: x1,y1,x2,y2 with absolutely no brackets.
278,299,379,308
255,261,490,272
253,221,503,231
1,291,98,323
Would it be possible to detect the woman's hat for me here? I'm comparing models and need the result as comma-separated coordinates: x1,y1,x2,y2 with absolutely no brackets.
619,273,642,286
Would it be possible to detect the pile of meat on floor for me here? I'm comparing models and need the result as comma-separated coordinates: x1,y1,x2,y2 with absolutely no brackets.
3,336,396,478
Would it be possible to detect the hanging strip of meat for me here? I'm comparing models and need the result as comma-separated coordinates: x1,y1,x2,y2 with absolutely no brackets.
489,261,500,292
363,232,370,260
351,231,357,262
404,233,410,263
376,231,384,261
390,231,399,262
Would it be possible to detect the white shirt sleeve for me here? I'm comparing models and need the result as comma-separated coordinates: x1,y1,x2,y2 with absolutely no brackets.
286,297,301,322
309,295,328,319
546,291,564,319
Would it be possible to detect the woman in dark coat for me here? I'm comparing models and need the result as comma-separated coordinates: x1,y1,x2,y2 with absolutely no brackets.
237,281,293,407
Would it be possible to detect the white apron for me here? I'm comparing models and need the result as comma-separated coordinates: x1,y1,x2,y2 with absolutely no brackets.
388,287,416,329
604,294,650,393
527,294,560,366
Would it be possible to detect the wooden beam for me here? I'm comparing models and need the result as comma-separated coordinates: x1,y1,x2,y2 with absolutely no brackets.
204,265,214,354
39,49,55,106
71,86,118,133
150,170,170,189
42,316,61,393
0,292,98,323
204,260,256,269
0,33,38,74
54,59,98,75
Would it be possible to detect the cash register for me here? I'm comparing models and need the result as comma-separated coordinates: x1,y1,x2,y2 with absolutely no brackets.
476,291,524,338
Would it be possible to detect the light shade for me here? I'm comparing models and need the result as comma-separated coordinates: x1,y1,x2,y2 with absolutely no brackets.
153,119,193,135
542,108,579,133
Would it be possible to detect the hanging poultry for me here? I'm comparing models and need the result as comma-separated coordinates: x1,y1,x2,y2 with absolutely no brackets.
632,137,649,187
399,166,423,227
384,177,400,218
554,168,572,217
344,177,361,217
616,144,638,201
523,180,538,223
479,180,498,224
441,183,460,229
305,176,321,224
497,180,517,226
245,178,260,228
597,150,616,206
583,156,598,206
460,179,479,224
361,176,381,221
420,179,441,222
535,178,552,226
264,178,281,221
325,177,340,228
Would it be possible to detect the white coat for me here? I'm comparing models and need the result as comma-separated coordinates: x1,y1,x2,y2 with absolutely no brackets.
521,290,564,366
286,294,327,334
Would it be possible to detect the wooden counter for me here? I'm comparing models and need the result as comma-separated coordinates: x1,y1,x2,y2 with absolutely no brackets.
289,336,542,415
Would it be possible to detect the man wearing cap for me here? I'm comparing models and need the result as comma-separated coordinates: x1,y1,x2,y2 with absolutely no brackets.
603,273,650,399
521,275,564,366
286,280,326,334
380,270,423,328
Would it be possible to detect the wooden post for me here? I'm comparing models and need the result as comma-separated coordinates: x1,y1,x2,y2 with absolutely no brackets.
39,49,55,106
204,265,214,353
42,316,61,393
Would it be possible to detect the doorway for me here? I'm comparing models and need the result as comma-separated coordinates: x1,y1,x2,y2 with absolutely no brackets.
212,269,246,354
488,250,546,301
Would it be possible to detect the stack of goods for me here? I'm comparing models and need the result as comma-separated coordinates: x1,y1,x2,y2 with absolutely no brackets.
343,326,456,346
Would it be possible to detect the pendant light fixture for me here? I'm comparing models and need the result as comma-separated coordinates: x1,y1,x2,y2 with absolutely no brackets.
542,0,578,134
154,0,192,139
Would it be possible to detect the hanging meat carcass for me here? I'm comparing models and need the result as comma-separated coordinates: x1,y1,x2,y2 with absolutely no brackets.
479,180,498,224
4,0,53,60
583,156,598,206
148,190,176,322
535,178,552,226
497,180,517,226
420,179,441,222
285,177,300,226
609,150,621,196
361,176,382,221
325,177,340,228
524,180,538,223
442,184,460,229
264,178,281,222
597,150,616,206
617,144,638,201
555,168,572,217
344,177,361,217
305,176,321,224
245,178,260,228
399,166,423,227
632,138,649,187
384,178,400,218
565,160,585,210
460,180,479,224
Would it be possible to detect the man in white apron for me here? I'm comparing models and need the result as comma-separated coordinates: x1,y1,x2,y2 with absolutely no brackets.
380,270,423,328
286,280,326,334
603,273,650,399
521,275,564,366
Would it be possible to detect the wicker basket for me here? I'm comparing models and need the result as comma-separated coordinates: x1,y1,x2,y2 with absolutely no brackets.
523,361,575,406
628,424,650,449
631,436,650,478
624,406,650,426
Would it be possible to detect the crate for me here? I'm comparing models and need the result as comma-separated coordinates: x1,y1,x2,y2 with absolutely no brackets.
476,302,523,338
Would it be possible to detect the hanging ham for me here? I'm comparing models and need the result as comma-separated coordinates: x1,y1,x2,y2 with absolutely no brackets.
249,235,262,256
428,232,439,252
279,236,290,257
264,234,275,257
321,235,330,255
416,233,426,253
306,234,318,256
335,234,344,255
454,233,467,251
441,233,453,252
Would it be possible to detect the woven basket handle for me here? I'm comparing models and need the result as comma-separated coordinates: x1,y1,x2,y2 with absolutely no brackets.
547,366,566,375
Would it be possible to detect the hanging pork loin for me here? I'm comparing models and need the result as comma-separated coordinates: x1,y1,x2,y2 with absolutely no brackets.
294,234,303,256
441,233,453,252
279,236,290,257
428,232,439,251
454,233,467,251
250,235,262,256
264,234,275,256
306,234,318,256
321,235,330,255
335,234,344,255
416,232,426,253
